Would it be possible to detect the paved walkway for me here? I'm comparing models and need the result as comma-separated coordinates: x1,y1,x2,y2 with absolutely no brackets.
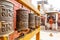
31,30,60,40
41,30,60,40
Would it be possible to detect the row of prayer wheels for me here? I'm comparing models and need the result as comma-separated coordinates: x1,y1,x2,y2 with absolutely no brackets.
0,0,40,35
16,9,40,32
0,0,40,39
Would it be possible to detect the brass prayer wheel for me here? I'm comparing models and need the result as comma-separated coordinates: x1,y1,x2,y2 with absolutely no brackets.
16,9,29,31
0,0,14,35
35,15,38,28
29,13,35,29
38,16,40,26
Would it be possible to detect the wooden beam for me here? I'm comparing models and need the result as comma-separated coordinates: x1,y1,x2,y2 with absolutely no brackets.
16,0,40,16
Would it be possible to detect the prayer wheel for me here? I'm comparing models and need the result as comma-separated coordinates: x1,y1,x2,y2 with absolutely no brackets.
38,16,40,26
29,13,35,29
0,0,14,35
35,15,38,28
16,9,29,31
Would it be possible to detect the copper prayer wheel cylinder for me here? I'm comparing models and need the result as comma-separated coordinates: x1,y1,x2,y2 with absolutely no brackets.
38,16,40,26
0,0,14,35
35,15,38,28
16,9,29,31
29,13,35,29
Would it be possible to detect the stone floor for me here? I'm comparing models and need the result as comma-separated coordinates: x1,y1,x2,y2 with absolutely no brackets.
31,30,60,40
